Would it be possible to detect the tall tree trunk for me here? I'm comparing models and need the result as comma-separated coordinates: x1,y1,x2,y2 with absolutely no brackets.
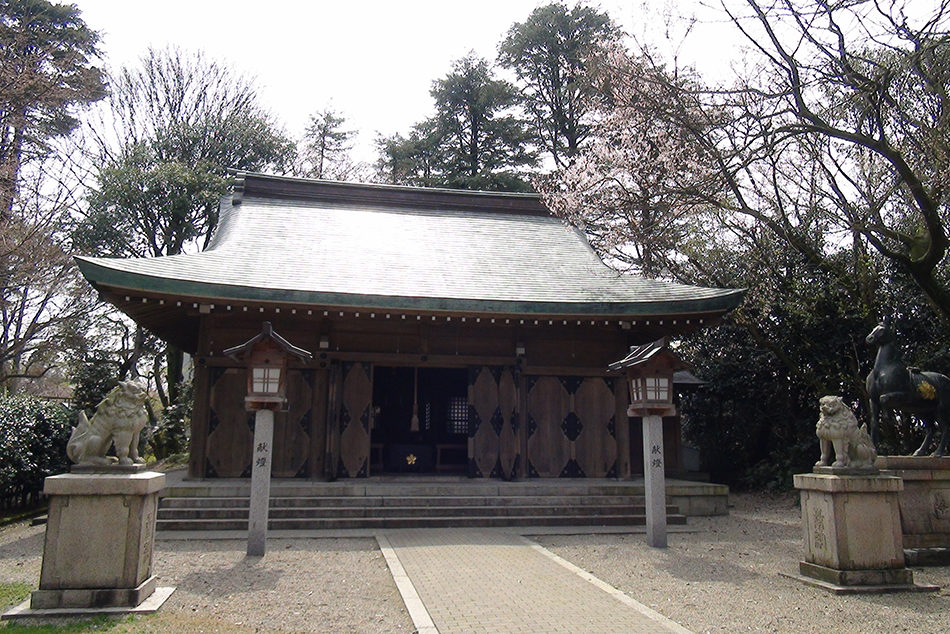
0,120,25,223
166,344,184,405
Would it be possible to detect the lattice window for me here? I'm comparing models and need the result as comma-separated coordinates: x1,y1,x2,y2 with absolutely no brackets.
251,367,281,394
446,396,468,435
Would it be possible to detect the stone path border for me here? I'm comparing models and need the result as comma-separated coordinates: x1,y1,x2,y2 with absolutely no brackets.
376,534,438,634
378,528,693,634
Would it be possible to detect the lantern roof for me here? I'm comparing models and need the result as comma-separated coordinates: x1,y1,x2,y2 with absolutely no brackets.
223,321,312,362
608,339,690,373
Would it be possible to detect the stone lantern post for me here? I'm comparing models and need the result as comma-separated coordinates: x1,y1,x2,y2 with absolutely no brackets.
224,322,311,556
610,340,685,548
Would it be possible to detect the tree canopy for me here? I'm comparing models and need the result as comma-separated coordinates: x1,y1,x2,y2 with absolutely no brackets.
0,0,105,221
376,53,537,192
74,47,295,414
498,2,618,168
298,106,366,181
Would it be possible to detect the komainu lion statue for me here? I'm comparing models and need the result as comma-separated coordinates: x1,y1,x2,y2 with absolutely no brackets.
67,381,149,467
815,395,877,469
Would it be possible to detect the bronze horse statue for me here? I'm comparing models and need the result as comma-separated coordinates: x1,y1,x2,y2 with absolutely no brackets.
866,318,950,456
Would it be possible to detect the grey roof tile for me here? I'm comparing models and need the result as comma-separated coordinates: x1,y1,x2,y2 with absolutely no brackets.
76,175,743,317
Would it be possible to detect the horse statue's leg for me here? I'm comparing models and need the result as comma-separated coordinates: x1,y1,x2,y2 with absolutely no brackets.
867,396,880,446
935,413,949,457
913,417,936,456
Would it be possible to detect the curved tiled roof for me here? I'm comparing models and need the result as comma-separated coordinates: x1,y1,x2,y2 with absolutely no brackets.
76,173,743,317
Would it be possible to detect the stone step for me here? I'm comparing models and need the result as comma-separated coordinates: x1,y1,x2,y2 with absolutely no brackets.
158,504,681,520
159,494,650,509
162,482,650,499
157,513,688,532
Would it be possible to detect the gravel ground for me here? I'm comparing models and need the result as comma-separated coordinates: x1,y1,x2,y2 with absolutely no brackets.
536,492,950,634
1,493,947,633
0,523,412,632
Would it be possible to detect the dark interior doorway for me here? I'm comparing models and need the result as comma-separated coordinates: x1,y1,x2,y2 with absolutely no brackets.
371,367,469,474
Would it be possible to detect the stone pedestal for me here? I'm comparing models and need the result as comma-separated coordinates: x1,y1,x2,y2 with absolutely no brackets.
791,473,936,593
247,409,274,557
641,414,667,548
30,471,166,610
876,456,950,557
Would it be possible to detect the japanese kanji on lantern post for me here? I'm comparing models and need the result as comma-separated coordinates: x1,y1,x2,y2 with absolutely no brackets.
224,322,311,556
610,340,685,548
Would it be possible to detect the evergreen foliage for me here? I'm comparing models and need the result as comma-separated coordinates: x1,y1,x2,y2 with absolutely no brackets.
0,394,71,500
0,0,106,220
376,53,537,192
498,2,618,167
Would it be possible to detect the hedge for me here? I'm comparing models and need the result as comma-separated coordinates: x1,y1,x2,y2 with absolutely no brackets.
0,394,72,509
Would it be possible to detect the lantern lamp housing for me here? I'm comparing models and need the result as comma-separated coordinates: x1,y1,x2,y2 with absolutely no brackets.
608,339,688,418
223,322,312,411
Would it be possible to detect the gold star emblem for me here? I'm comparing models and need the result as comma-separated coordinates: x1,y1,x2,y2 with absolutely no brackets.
406,453,417,465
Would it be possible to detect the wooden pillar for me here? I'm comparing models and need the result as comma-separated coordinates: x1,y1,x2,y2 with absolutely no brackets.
307,368,329,479
613,377,631,479
188,315,211,479
324,362,342,481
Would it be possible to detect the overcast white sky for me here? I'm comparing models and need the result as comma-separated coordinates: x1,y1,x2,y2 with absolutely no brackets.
71,1,741,162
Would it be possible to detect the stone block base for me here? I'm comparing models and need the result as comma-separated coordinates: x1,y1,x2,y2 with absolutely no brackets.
876,456,950,551
3,586,175,620
790,472,937,594
798,561,913,587
31,576,157,609
34,471,165,610
794,472,906,571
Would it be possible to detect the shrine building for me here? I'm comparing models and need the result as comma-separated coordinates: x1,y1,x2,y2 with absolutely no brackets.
76,172,743,482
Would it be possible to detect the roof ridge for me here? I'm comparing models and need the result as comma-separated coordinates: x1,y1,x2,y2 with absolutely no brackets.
229,171,550,216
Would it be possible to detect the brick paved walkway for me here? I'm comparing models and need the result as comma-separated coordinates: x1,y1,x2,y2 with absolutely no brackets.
379,529,690,634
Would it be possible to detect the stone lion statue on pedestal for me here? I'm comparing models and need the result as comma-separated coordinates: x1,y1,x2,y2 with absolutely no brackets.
815,395,877,470
67,381,149,467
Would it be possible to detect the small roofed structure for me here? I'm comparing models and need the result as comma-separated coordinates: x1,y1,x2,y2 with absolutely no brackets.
76,172,743,481
224,322,312,411
610,340,698,475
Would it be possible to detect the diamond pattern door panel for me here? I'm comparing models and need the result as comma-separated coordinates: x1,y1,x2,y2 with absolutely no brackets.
339,362,371,478
526,377,571,477
272,369,314,478
469,366,501,478
206,368,253,478
573,378,618,477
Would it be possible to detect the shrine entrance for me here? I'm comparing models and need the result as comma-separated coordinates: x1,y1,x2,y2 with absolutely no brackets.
371,367,469,474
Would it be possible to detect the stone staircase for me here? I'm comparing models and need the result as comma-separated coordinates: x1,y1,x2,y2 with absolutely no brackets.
156,478,692,532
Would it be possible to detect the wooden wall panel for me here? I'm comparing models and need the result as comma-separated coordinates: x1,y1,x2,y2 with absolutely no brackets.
468,366,520,479
338,362,372,477
526,377,571,477
614,377,631,478
469,367,500,478
206,368,253,477
272,370,313,478
573,378,618,478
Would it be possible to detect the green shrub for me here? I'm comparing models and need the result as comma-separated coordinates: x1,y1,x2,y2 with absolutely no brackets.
149,380,192,460
0,395,72,500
